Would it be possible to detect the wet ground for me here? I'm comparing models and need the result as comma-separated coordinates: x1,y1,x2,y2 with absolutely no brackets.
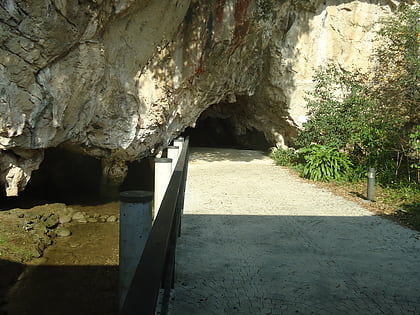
0,202,120,315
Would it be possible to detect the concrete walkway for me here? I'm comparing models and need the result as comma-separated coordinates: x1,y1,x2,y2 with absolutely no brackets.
172,148,420,315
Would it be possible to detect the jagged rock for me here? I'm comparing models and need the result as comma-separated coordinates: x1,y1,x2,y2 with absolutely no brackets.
0,0,416,195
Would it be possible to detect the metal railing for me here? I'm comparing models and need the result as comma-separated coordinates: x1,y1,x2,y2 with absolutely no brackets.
120,137,189,315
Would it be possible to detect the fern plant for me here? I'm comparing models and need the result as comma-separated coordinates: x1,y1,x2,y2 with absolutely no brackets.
299,145,352,181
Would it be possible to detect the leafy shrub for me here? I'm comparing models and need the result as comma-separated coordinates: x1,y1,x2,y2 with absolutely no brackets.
294,5,419,185
269,147,296,166
295,65,374,150
372,4,419,122
299,145,352,181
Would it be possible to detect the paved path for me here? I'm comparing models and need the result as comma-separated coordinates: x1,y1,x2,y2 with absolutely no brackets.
172,148,420,315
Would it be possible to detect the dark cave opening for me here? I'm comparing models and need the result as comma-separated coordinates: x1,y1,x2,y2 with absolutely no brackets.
1,102,272,209
1,148,153,210
183,107,271,151
184,116,239,148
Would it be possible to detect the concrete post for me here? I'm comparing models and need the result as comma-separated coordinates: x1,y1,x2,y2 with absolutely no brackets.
119,190,153,311
167,146,179,172
154,158,172,219
173,137,184,158
367,168,376,201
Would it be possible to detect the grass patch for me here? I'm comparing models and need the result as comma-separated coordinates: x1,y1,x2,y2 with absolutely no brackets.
270,149,420,231
11,247,40,262
0,223,40,263
0,235,7,245
381,184,419,228
335,182,420,230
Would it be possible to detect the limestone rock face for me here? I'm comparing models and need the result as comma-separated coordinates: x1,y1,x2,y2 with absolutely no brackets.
0,0,413,195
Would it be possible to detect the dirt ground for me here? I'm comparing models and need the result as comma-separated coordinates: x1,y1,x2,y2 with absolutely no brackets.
0,202,120,315
0,149,417,314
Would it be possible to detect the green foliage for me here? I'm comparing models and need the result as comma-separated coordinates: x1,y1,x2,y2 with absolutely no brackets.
407,126,420,181
299,145,352,181
269,147,296,166
269,4,419,235
269,145,353,181
389,183,420,230
372,4,420,122
295,65,378,150
369,5,420,174
294,5,419,185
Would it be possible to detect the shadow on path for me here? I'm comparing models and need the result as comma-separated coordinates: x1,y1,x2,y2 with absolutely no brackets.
173,214,420,314
173,148,420,314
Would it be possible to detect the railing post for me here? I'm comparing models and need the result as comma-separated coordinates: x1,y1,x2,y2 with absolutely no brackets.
154,158,172,220
119,190,153,311
173,137,184,158
167,146,179,173
177,142,189,237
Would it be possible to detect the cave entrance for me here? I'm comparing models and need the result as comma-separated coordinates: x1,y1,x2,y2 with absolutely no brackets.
1,148,153,210
183,102,271,151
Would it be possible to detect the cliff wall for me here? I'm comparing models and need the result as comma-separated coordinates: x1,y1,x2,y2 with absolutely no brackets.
0,0,411,195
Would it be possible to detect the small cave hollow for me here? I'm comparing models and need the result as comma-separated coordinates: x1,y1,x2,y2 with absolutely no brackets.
183,103,271,151
1,148,153,210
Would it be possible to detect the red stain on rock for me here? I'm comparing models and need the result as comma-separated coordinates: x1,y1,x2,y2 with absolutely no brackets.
229,0,253,54
215,0,226,26
195,55,205,75
234,0,253,24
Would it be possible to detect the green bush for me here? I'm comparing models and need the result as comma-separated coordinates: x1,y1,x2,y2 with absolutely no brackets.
269,147,296,166
294,5,419,185
372,4,420,121
295,65,374,150
299,145,353,181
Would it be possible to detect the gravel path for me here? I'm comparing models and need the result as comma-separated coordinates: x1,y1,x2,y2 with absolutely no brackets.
172,148,420,315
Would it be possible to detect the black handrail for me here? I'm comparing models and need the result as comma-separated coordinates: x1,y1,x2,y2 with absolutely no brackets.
121,137,190,315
